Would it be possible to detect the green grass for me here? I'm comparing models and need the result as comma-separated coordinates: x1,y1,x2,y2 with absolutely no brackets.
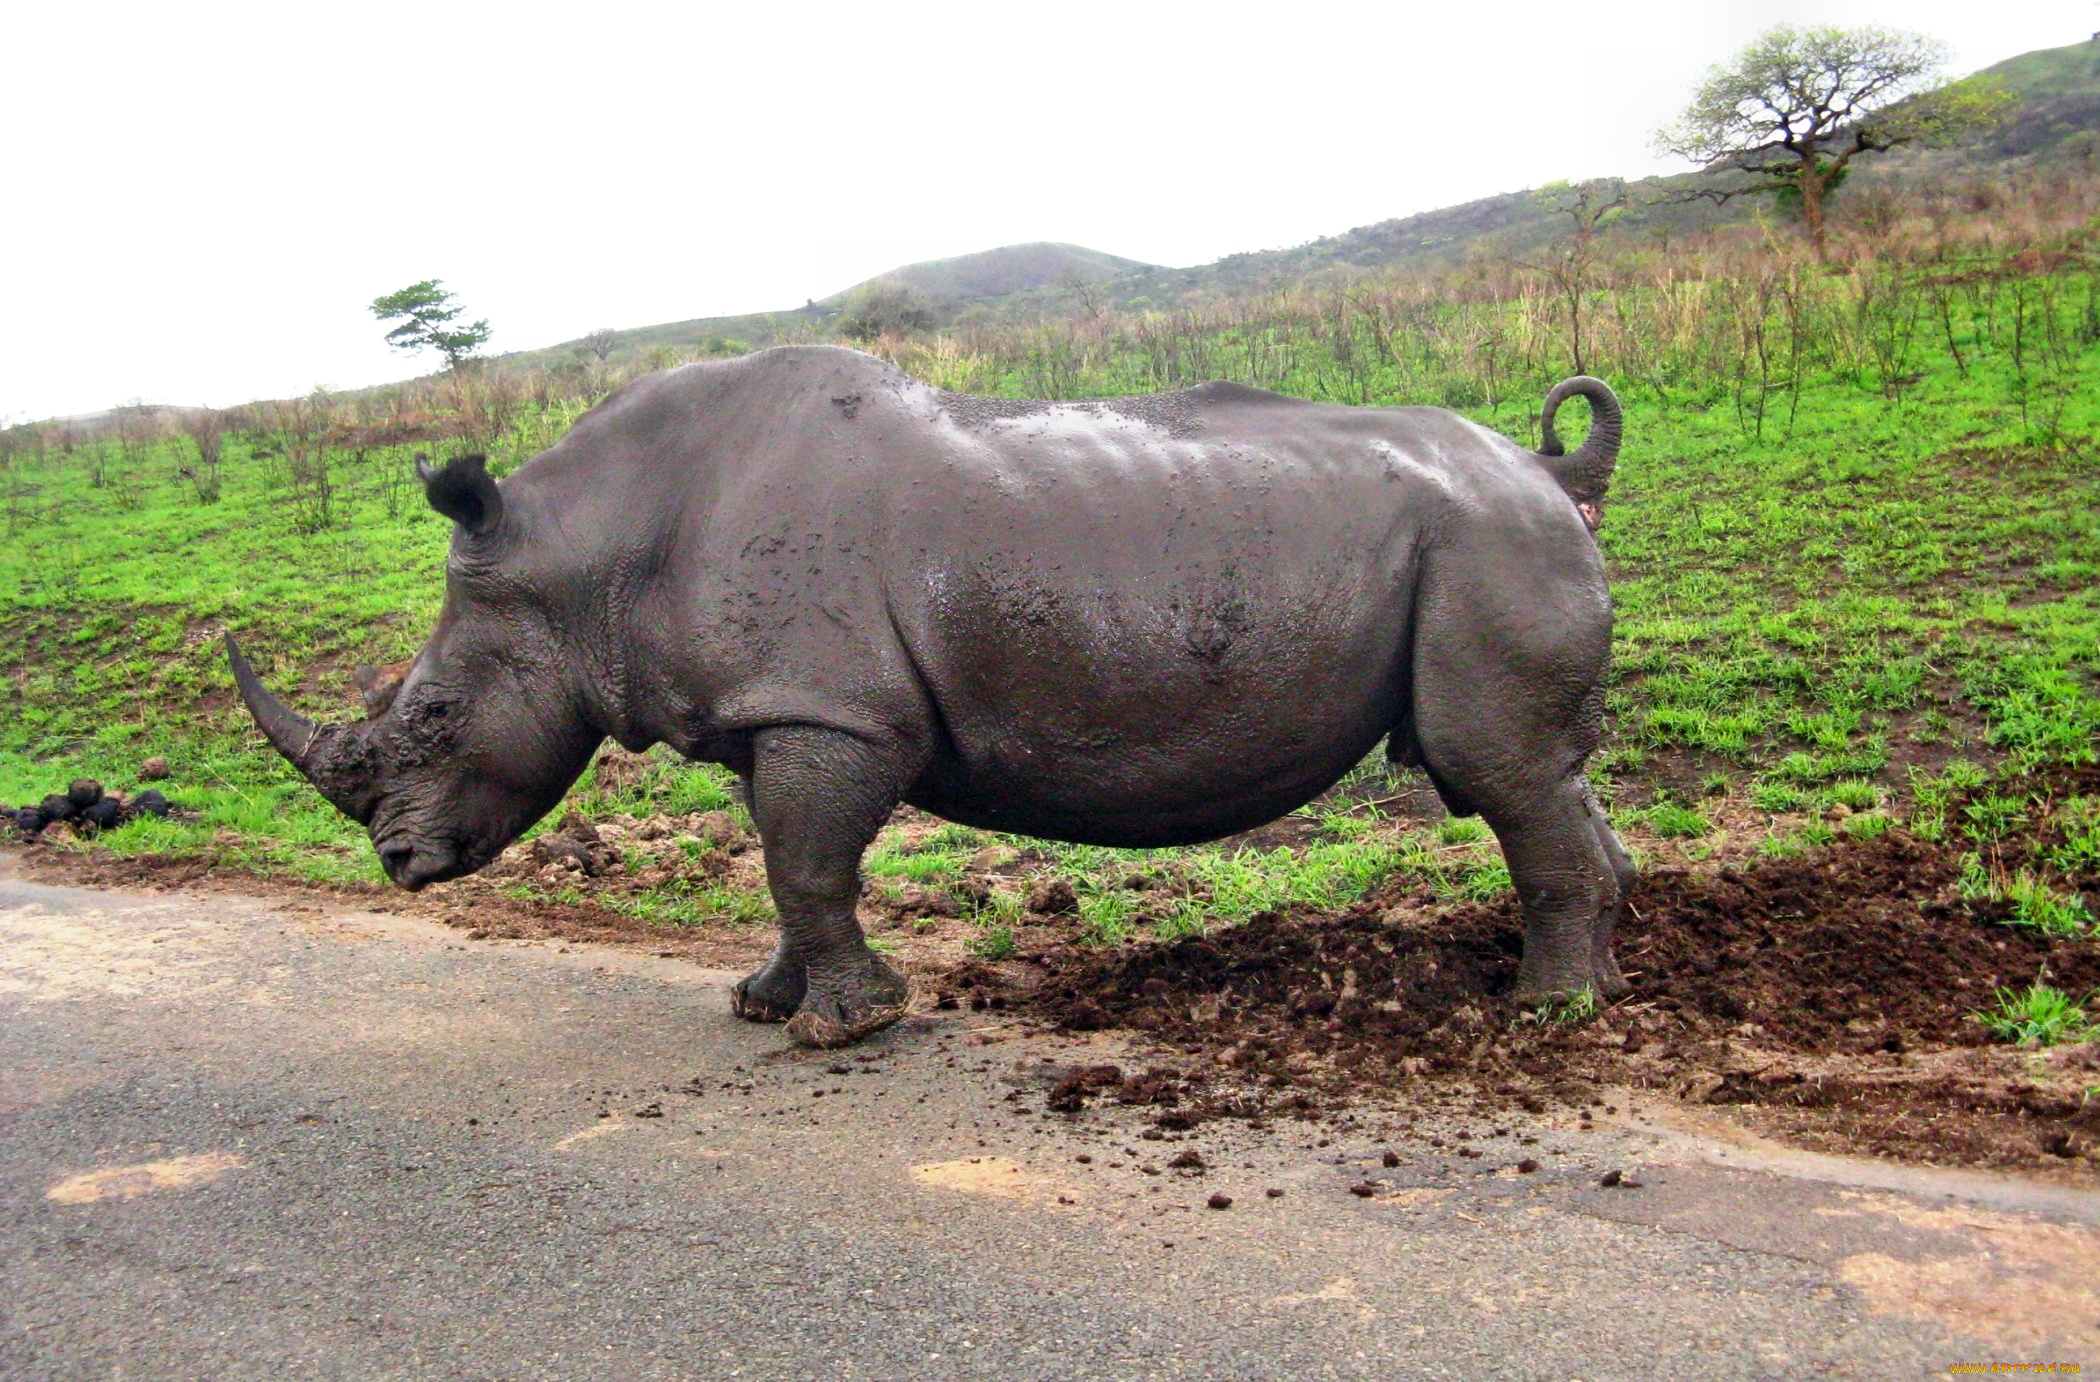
2047,796,2100,873
1957,852,2095,936
612,879,775,929
1636,801,1710,839
1972,981,2094,1046
3,235,2097,943
2005,871,2094,936
965,925,1018,960
1528,986,1600,1025
1842,812,1895,842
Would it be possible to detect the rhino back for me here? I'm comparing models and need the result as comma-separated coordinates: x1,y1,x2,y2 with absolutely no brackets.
869,376,1548,844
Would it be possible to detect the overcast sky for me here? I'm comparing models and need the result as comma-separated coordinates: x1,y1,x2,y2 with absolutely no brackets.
4,0,2087,420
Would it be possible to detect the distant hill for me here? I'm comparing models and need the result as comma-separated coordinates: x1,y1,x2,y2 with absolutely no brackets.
1983,32,2100,102
1093,36,2100,303
823,242,1154,305
501,35,2100,372
507,243,1157,371
1943,34,2100,163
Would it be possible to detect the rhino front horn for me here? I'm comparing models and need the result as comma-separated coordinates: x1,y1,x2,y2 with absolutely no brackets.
225,634,382,824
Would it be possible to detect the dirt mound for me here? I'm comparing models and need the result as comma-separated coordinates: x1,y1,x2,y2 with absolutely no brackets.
1027,831,2093,1053
954,807,2100,1176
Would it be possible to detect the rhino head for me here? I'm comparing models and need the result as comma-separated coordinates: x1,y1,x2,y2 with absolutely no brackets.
227,454,603,890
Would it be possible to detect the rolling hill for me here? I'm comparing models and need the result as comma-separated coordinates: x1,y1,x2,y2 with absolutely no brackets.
505,35,2100,369
818,242,1154,305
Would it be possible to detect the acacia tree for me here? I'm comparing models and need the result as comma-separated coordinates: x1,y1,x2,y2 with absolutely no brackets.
1657,25,2009,258
370,279,492,369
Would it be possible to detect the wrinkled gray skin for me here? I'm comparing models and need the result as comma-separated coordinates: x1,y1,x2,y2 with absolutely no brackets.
230,345,1630,1048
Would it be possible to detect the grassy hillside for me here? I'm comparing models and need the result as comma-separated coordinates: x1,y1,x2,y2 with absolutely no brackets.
1982,33,2100,100
493,37,2100,371
2,176,2095,959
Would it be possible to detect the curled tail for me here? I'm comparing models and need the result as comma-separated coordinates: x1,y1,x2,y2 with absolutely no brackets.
1535,376,1622,531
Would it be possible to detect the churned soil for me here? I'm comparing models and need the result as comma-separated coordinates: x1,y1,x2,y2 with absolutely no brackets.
932,784,2100,1178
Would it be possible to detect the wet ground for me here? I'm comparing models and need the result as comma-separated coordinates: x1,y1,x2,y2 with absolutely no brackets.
4,859,2097,1378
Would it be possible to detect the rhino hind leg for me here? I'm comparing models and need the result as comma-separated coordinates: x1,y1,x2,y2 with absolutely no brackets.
1485,774,1631,1004
1410,560,1624,1005
747,725,916,1049
1584,783,1635,998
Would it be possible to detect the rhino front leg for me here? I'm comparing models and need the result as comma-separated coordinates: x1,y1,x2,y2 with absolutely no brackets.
742,725,914,1049
729,938,806,1023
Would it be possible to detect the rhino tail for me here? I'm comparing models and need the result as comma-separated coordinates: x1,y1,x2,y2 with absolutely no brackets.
1533,376,1621,531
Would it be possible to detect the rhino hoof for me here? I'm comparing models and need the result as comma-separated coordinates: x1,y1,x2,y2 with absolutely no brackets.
1592,956,1632,1000
787,999,910,1049
731,974,800,1024
731,947,808,1023
784,958,912,1048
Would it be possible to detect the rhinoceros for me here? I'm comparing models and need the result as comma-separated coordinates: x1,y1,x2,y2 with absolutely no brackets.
229,345,1630,1047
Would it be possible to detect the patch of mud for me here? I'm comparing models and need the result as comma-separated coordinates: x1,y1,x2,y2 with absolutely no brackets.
1831,1198,2100,1352
14,766,2100,1178
910,1155,1080,1202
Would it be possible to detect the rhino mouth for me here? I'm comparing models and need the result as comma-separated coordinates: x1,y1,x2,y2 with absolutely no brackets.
374,831,471,891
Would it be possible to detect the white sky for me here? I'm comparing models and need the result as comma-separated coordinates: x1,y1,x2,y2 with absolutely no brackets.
3,0,2087,420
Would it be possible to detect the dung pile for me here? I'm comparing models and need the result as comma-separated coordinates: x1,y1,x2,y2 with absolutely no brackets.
8,778,172,838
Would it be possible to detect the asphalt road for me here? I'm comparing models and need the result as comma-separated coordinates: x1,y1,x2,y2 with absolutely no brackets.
3,858,2097,1379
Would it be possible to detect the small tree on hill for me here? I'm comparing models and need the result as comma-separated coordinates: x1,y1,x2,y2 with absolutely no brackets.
370,279,492,370
1531,178,1636,375
1657,25,2010,258
577,328,619,364
179,408,228,503
839,282,935,342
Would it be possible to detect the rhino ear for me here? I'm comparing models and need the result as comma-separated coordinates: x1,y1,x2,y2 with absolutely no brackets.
416,453,502,536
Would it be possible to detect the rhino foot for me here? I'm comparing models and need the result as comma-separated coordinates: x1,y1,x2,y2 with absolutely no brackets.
1591,945,1631,1000
731,948,807,1024
784,956,911,1049
1511,954,1628,1009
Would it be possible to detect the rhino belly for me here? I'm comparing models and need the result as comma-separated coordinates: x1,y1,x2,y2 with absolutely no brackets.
900,595,1407,847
